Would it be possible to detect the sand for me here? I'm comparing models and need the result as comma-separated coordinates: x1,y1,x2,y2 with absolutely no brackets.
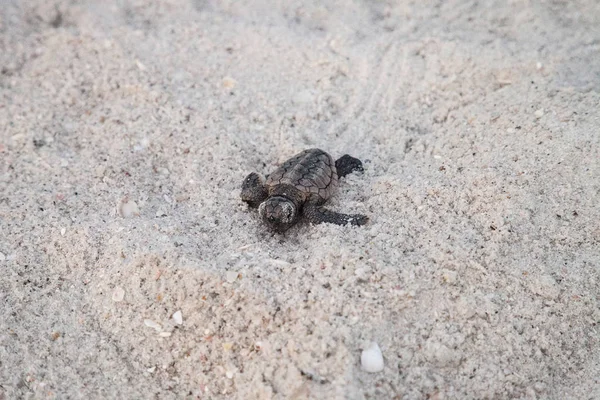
1,0,599,399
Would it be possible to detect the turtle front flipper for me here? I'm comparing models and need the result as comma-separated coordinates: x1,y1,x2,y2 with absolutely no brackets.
335,154,364,178
303,202,368,227
241,172,268,208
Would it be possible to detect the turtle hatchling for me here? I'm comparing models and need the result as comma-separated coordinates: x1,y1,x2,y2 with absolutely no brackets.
241,148,368,232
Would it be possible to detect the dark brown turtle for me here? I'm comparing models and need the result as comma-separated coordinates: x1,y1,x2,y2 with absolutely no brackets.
241,148,368,232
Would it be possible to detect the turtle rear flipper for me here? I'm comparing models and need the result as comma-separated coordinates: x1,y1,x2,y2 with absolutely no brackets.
241,172,268,208
335,154,364,178
304,203,368,226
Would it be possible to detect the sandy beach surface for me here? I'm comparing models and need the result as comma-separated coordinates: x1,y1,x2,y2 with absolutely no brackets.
1,1,599,399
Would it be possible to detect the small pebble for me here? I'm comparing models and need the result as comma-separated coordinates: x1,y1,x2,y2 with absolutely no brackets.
267,259,290,267
222,342,233,351
159,332,172,337
534,382,546,392
172,310,183,325
531,274,560,299
95,166,106,178
144,319,162,332
441,269,458,284
222,76,237,89
60,227,66,236
225,371,234,379
361,342,384,373
157,167,170,176
292,90,314,105
354,267,367,277
112,287,125,302
225,271,238,283
119,198,140,218
424,340,461,367
534,109,544,118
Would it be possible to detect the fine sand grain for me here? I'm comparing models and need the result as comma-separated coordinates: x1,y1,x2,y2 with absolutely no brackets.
1,1,599,399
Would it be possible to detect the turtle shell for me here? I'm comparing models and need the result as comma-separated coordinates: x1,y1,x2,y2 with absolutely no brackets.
266,148,339,202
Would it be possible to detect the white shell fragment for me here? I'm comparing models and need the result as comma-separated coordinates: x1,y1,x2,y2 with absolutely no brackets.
530,274,560,299
112,287,125,302
118,197,140,218
144,319,162,332
225,271,238,283
361,342,384,373
172,310,183,325
441,269,458,284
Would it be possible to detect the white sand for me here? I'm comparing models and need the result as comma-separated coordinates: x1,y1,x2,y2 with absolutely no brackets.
1,1,599,399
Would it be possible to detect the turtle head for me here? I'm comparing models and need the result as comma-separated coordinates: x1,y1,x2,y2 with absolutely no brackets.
258,196,298,233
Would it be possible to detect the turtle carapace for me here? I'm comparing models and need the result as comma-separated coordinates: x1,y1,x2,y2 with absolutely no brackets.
241,148,368,232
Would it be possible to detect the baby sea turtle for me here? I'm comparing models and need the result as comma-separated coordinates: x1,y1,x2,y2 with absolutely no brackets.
241,148,368,232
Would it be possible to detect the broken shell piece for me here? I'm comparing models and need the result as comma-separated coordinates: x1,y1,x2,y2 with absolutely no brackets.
112,287,125,302
118,197,140,218
361,342,384,373
225,271,238,283
144,319,162,332
172,310,183,325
